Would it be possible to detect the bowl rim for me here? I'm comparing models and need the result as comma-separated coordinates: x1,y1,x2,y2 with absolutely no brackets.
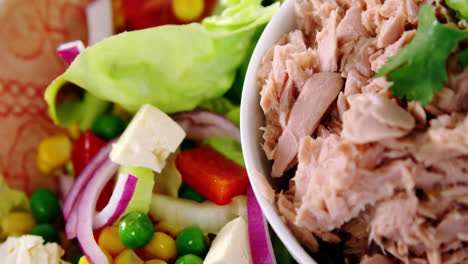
240,0,317,263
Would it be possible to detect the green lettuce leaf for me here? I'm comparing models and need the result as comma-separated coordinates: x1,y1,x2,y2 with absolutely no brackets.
118,166,154,215
458,48,468,67
446,0,468,20
198,97,235,115
203,137,245,167
45,0,279,126
55,91,109,130
375,5,468,105
225,106,240,126
0,174,30,223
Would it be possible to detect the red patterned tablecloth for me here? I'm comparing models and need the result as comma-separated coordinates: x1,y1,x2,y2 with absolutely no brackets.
0,0,90,194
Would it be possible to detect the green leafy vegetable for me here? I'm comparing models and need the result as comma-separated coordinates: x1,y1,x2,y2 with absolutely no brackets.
225,25,265,105
55,91,109,130
0,174,30,224
225,106,240,126
446,0,468,20
198,97,235,116
269,225,297,264
375,5,468,105
45,0,279,126
203,137,245,167
458,48,468,67
118,166,154,215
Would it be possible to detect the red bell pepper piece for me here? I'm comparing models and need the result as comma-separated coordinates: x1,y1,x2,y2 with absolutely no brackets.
176,145,249,205
71,130,106,176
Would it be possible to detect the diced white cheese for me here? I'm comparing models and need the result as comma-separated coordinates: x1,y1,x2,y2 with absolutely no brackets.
0,235,65,264
110,104,186,173
204,216,253,264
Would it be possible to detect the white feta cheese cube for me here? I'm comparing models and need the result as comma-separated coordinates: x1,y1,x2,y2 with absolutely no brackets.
110,104,185,173
204,216,253,264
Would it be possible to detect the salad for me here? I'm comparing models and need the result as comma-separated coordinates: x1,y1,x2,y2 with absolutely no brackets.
0,0,300,263
256,0,467,264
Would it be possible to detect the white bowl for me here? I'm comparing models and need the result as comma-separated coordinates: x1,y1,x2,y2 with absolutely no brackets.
240,0,316,263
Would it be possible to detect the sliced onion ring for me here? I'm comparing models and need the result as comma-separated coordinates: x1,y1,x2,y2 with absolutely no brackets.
247,185,277,264
86,0,113,46
63,139,116,219
65,209,77,239
57,40,85,65
77,158,119,264
93,173,138,229
171,109,240,142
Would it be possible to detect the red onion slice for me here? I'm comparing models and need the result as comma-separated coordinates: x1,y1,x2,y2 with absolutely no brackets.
77,158,119,264
65,209,77,239
93,173,138,229
57,40,85,65
63,139,116,219
171,109,240,142
86,0,113,46
247,185,277,264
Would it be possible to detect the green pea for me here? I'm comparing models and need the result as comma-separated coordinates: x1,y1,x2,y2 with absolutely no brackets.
30,188,61,223
31,223,60,244
175,226,207,257
91,114,126,141
118,211,154,249
178,183,207,203
175,254,204,264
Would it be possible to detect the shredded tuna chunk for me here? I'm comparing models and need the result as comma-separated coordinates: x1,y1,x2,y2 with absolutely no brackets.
257,0,468,263
342,93,415,144
271,72,343,177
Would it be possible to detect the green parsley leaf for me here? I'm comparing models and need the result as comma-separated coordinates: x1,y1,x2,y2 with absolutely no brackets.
458,49,468,67
446,0,468,20
375,5,468,105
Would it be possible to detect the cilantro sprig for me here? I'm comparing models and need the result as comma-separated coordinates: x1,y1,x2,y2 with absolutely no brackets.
458,48,468,67
375,5,468,105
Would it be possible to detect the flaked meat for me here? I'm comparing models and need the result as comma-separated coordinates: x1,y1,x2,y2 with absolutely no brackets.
259,30,316,159
376,10,405,48
360,254,395,264
317,10,339,72
271,72,343,177
340,37,377,78
342,93,415,144
257,1,468,263
361,5,384,35
344,70,368,96
370,30,416,72
337,6,370,46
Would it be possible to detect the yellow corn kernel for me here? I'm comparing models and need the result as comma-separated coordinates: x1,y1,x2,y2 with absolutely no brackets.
98,226,126,256
154,221,182,238
115,249,144,264
78,256,89,264
66,124,81,140
36,134,72,174
141,232,177,261
172,0,204,22
1,211,36,237
145,260,168,264
78,248,113,264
